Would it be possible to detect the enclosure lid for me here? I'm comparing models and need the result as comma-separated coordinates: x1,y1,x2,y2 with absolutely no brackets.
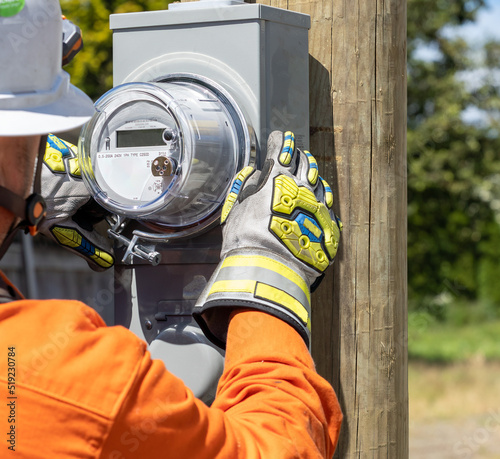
110,3,310,31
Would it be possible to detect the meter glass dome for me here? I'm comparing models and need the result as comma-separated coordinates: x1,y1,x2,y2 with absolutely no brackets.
79,78,250,232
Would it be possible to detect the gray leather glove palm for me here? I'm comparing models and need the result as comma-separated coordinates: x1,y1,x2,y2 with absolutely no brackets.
193,131,342,349
38,134,114,272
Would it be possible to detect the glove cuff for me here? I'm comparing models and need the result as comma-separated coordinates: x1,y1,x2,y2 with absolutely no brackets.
193,249,311,349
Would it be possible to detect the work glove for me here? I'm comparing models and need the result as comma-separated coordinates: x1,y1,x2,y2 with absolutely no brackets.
193,131,342,349
38,134,114,272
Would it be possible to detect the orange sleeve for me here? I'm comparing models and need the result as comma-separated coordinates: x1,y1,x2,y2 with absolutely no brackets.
101,311,342,458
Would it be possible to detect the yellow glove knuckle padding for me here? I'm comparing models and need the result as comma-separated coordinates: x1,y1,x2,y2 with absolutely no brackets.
270,174,340,272
51,226,114,269
44,134,81,178
304,150,319,186
278,131,295,166
221,166,255,224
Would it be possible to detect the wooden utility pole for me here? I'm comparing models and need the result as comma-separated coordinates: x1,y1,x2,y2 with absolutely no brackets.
258,0,408,456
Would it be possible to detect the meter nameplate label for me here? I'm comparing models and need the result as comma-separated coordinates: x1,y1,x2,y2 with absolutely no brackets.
96,151,173,202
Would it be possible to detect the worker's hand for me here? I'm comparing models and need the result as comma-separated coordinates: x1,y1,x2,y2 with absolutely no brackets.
194,131,342,349
37,134,114,272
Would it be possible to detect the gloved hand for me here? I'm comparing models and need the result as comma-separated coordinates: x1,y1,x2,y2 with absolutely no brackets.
38,134,114,272
193,131,342,349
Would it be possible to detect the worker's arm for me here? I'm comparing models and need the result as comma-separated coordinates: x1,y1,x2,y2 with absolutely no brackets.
214,310,342,457
101,310,341,458
102,131,343,458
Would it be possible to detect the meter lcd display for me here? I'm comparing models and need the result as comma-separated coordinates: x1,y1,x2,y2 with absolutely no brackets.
116,128,166,148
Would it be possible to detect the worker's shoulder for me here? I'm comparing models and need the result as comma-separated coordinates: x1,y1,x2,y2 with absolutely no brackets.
0,299,148,419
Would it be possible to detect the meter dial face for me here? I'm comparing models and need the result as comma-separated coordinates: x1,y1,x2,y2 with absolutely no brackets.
94,118,182,208
79,78,252,231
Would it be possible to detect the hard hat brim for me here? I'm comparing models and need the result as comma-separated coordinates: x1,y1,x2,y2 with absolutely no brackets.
0,84,95,137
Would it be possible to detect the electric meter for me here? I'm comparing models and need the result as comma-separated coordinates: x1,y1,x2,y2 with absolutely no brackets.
79,74,252,237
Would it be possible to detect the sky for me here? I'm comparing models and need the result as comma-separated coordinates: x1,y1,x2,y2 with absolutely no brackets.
414,0,500,61
449,0,500,43
452,0,500,124
412,0,500,126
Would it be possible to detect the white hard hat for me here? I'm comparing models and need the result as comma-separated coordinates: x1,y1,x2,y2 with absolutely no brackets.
0,0,94,136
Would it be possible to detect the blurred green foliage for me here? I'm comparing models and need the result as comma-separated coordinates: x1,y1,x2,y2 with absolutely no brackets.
408,308,500,362
61,0,172,100
408,0,500,315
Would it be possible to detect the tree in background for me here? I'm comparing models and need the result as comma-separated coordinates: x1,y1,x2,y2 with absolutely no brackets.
408,0,500,315
61,0,171,101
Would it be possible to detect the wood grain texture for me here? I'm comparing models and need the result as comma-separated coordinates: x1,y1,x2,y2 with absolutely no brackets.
257,0,408,457
182,0,408,456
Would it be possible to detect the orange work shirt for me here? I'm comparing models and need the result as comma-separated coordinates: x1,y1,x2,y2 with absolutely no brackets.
0,299,342,458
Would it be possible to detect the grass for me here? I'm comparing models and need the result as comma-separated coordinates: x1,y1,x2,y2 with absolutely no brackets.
409,360,500,421
408,302,500,457
408,303,500,363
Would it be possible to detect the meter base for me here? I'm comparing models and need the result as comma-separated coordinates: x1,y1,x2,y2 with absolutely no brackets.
113,224,224,404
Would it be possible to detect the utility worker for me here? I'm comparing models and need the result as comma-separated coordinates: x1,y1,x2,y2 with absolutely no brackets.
0,1,343,458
